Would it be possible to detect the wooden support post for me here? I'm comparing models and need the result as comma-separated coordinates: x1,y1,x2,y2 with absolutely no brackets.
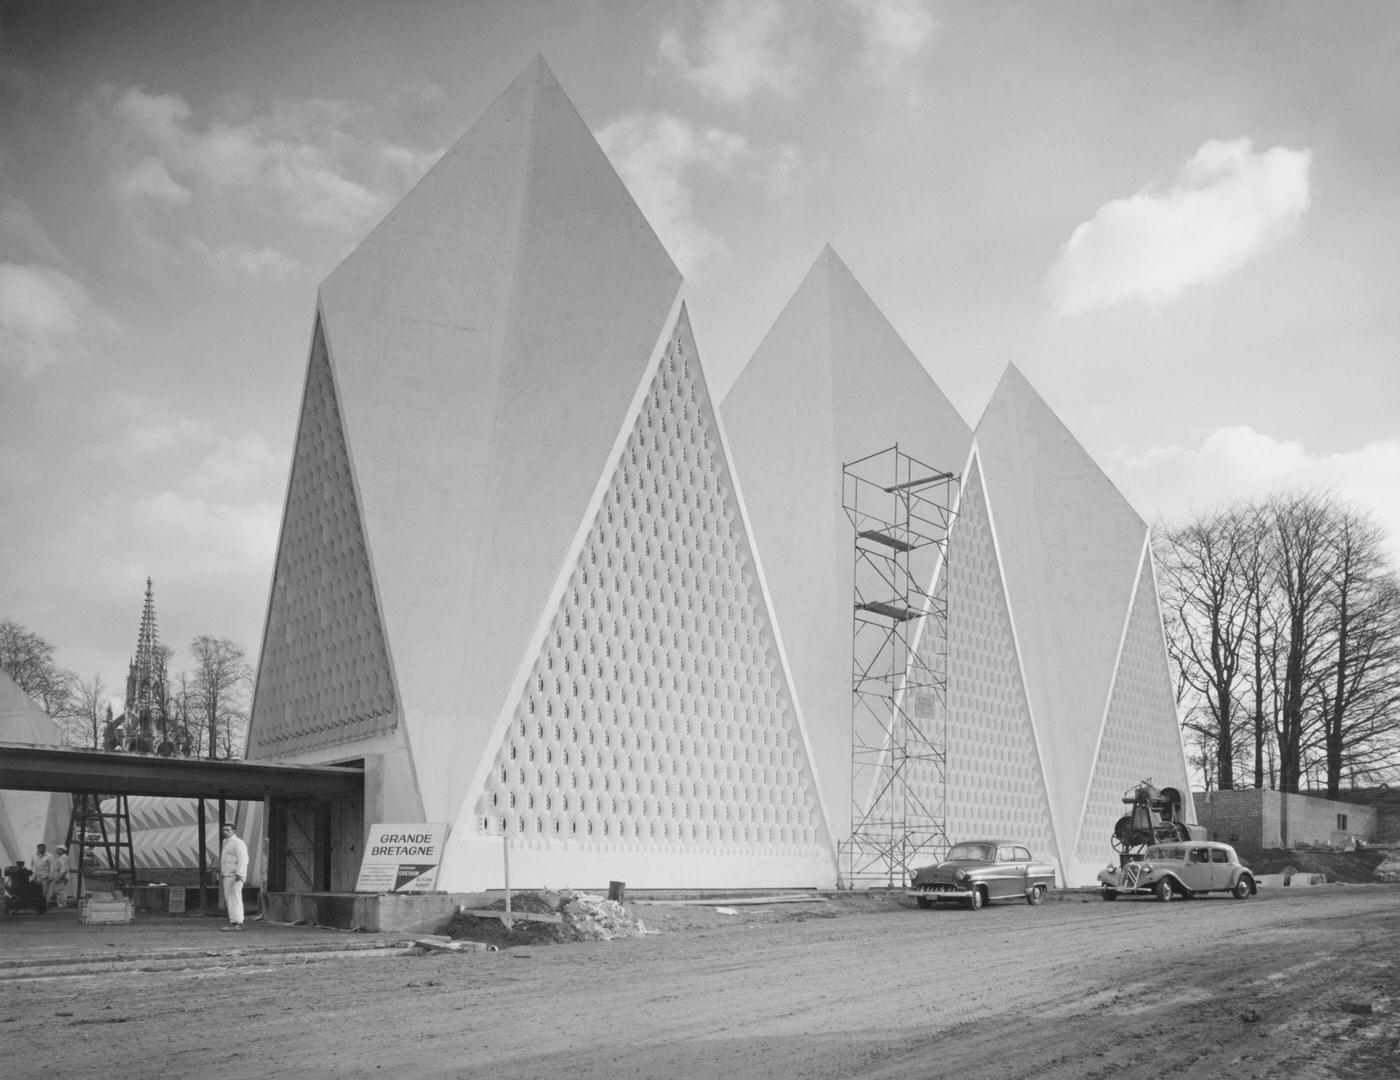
261,784,271,917
197,797,209,913
502,834,512,928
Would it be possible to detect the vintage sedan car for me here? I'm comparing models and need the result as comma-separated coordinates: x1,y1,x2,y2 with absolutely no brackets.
1098,840,1257,901
909,840,1056,910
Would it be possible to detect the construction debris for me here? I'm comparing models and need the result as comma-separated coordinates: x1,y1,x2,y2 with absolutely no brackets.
444,889,652,948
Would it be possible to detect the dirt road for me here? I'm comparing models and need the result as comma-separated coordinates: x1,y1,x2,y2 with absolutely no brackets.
5,886,1398,1079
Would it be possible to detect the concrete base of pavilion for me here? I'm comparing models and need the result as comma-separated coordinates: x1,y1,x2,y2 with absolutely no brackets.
267,891,473,934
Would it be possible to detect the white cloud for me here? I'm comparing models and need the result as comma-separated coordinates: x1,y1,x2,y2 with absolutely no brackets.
118,155,192,206
192,240,311,284
91,85,439,284
108,395,212,462
126,489,281,577
103,86,394,234
0,262,116,375
845,0,937,88
1109,426,1400,568
1046,138,1312,315
191,432,283,496
107,397,283,496
597,111,800,276
658,0,814,102
0,199,69,267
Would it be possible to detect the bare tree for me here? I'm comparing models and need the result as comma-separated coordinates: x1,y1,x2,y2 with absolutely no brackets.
1315,510,1400,794
69,673,108,748
1158,507,1257,789
1159,491,1400,796
0,618,77,721
189,636,252,760
1271,493,1349,793
1240,512,1283,789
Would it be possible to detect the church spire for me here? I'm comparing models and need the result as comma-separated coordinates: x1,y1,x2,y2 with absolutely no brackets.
115,577,172,752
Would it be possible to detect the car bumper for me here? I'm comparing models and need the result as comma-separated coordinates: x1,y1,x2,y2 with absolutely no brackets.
909,885,974,902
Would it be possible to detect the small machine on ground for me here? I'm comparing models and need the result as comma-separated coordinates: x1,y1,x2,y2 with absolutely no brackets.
1111,780,1202,860
3,862,48,915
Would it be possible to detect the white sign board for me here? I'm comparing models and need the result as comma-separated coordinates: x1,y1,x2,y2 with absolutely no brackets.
354,823,448,893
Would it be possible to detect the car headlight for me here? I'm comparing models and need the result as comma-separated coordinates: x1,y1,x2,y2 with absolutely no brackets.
954,869,967,882
1139,864,1152,874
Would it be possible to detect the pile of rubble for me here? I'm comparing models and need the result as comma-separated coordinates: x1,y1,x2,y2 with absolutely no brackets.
444,888,652,948
1373,850,1400,883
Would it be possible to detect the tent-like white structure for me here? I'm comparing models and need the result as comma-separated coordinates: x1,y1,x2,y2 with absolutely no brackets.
0,670,71,867
248,58,835,891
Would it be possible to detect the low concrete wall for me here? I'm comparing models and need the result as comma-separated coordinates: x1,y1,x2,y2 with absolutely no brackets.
1254,873,1327,889
1194,789,1377,848
267,892,472,933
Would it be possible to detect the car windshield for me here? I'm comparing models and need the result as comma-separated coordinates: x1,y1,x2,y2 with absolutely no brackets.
1144,846,1184,860
947,843,994,862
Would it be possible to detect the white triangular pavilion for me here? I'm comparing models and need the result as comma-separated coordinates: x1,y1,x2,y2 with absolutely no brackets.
250,58,834,890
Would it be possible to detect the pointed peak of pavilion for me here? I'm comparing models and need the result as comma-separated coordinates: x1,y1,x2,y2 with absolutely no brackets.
976,362,1143,530
324,54,678,304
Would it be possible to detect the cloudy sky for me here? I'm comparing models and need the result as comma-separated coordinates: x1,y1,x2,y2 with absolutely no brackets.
2,0,1397,709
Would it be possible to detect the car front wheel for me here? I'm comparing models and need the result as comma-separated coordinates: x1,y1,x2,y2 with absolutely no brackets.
967,887,984,911
1026,884,1045,906
1101,887,1118,901
1232,876,1253,900
1154,879,1175,902
916,896,934,909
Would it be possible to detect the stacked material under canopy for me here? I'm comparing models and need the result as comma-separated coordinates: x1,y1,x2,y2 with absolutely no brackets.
93,795,231,874
248,58,835,890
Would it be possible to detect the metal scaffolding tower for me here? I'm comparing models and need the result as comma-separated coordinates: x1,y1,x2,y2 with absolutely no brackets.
840,445,957,889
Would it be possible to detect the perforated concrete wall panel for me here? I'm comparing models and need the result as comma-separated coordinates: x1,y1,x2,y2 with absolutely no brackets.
1070,546,1194,878
249,320,399,760
943,456,1059,865
720,247,971,842
449,308,834,889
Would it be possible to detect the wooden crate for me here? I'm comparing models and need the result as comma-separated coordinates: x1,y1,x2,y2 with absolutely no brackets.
79,897,134,924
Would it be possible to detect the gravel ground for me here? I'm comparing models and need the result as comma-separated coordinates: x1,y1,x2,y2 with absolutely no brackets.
2,885,1397,1079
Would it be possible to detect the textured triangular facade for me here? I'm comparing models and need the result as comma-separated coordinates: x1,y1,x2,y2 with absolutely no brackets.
249,320,400,761
720,247,971,842
1071,545,1193,874
450,308,833,887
